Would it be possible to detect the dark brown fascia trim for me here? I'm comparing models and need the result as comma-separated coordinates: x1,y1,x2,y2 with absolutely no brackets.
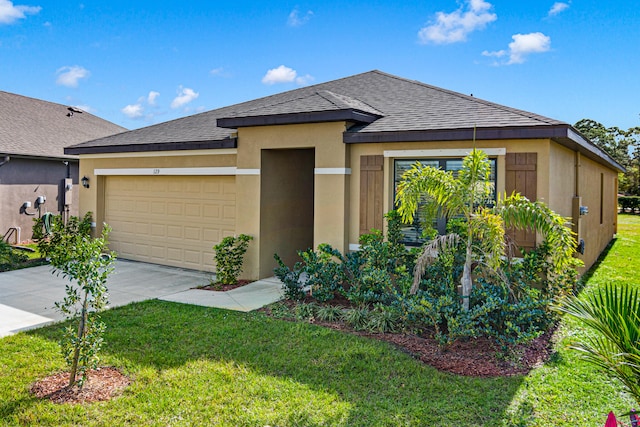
0,153,78,162
64,138,237,155
561,128,625,172
343,124,624,172
217,109,380,129
343,125,571,144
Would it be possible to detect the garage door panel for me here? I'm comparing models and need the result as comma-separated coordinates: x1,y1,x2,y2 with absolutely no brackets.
105,175,236,272
150,224,166,237
184,250,202,264
223,205,235,219
150,202,166,214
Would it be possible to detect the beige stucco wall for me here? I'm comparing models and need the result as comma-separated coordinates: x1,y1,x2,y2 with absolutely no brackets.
236,121,349,279
574,154,618,270
548,143,576,219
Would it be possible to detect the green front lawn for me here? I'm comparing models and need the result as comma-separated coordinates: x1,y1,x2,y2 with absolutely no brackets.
1,215,638,426
506,214,639,426
2,301,520,426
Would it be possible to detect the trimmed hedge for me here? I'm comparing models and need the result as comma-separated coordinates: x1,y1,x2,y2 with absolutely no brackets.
619,196,640,213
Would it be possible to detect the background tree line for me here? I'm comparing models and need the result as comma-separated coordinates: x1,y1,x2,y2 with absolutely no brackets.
575,118,640,195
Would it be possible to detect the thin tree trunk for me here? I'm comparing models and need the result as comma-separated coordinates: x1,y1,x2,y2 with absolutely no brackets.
460,233,474,311
68,291,89,387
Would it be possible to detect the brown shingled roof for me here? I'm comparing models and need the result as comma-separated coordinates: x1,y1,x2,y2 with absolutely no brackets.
0,91,126,159
64,70,622,171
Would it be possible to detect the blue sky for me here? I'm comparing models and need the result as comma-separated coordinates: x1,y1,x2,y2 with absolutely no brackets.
1,0,638,131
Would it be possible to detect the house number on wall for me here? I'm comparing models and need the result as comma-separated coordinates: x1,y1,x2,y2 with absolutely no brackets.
153,168,160,175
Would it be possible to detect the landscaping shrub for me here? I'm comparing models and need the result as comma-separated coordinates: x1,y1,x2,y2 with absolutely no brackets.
469,278,551,354
300,244,347,302
619,196,640,213
315,305,344,322
366,305,401,333
213,234,252,285
274,211,417,306
294,302,318,321
0,240,28,272
273,254,306,301
343,306,371,331
275,201,578,354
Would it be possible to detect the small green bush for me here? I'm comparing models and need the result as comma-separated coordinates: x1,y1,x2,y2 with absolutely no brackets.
619,196,640,213
301,244,347,302
344,306,371,331
366,306,401,333
315,305,344,322
275,211,416,305
0,240,28,272
213,234,252,285
294,302,317,320
274,254,306,301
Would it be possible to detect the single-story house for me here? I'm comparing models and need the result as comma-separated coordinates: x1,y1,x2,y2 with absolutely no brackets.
0,91,127,243
65,70,622,279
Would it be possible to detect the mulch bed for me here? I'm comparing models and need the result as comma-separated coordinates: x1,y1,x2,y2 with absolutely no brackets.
196,279,253,292
261,299,557,378
30,367,130,404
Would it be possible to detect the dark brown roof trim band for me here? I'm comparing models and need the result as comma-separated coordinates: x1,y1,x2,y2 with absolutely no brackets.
64,138,237,155
0,153,79,161
343,125,570,144
344,124,624,172
217,109,380,129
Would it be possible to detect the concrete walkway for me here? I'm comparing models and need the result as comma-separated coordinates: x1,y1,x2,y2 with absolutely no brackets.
0,260,283,338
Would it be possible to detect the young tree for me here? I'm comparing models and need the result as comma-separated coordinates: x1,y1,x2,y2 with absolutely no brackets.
38,214,115,388
395,149,576,311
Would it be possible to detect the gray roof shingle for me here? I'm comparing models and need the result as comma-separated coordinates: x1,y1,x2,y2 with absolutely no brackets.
0,91,126,159
67,70,565,152
63,70,621,172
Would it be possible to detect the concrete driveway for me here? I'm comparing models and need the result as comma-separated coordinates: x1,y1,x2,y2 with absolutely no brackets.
0,260,283,338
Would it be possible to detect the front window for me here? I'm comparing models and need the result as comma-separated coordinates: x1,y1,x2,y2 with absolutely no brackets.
393,158,497,245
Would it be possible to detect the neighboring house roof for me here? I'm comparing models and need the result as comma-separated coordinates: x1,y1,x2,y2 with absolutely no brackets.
65,70,623,172
0,91,127,159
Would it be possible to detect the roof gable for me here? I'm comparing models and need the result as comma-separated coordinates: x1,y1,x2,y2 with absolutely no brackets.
0,91,126,159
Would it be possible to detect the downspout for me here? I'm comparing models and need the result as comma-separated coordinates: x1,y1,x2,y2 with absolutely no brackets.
572,152,584,254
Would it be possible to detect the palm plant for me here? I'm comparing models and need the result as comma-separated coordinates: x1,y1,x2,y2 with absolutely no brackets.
558,283,640,404
395,148,576,310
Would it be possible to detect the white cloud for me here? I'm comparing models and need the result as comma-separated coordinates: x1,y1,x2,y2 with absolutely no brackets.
121,90,161,120
147,91,160,106
0,0,41,25
548,2,569,16
55,65,90,87
418,0,497,44
295,74,314,85
482,32,551,65
261,65,313,86
288,7,313,27
122,103,144,119
262,65,296,84
210,67,232,78
171,86,199,109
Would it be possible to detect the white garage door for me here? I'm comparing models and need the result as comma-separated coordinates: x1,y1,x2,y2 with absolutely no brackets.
104,175,236,271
